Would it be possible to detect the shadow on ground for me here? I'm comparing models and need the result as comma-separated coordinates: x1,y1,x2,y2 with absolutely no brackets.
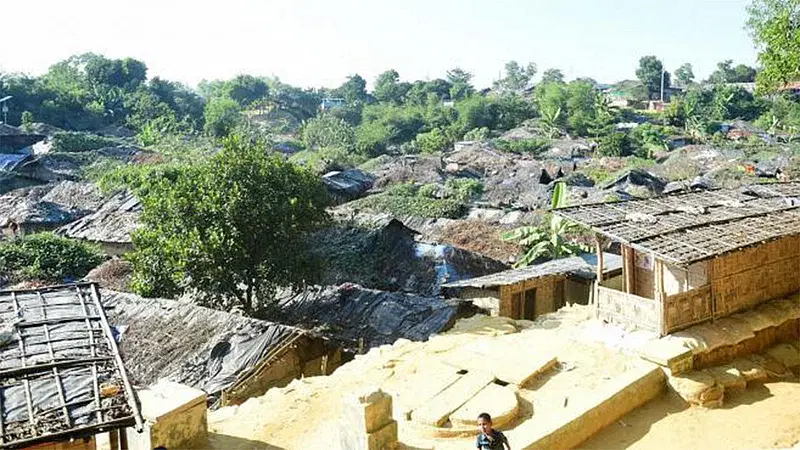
208,432,286,450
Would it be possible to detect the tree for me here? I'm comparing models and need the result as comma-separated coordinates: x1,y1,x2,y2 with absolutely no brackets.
373,69,410,104
203,96,242,137
707,60,758,83
336,74,369,105
565,80,597,136
534,81,568,137
446,67,474,100
675,63,695,87
540,68,565,85
128,135,330,316
747,0,800,93
501,182,586,267
225,75,269,106
636,56,670,99
493,61,537,94
301,115,355,150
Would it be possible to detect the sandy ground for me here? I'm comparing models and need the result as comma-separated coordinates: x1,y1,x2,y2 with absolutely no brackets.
582,378,800,450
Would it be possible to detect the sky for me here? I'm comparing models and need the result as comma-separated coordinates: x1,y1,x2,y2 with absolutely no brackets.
1,0,759,90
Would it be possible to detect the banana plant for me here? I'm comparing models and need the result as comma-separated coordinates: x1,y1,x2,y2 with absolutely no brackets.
502,182,588,267
540,106,563,139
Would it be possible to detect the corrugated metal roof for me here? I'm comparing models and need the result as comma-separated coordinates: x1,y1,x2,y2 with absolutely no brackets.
441,253,623,289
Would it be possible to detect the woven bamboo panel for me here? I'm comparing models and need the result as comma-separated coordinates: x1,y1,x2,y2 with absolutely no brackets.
664,285,713,333
596,286,659,332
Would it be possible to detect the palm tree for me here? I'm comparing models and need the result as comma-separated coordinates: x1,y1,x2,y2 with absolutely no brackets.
502,182,587,267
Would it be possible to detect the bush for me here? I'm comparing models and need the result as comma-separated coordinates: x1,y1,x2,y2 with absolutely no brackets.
596,132,632,157
350,193,467,219
415,128,450,154
52,132,120,152
417,183,439,198
355,121,394,156
0,233,104,282
445,178,484,201
301,115,355,150
463,127,490,141
495,138,551,155
385,182,418,197
289,146,367,173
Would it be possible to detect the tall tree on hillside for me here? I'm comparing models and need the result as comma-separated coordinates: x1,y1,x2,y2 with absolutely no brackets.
225,75,269,106
636,56,670,99
493,61,537,95
707,60,758,83
446,67,475,100
747,0,800,93
541,68,566,85
675,63,695,87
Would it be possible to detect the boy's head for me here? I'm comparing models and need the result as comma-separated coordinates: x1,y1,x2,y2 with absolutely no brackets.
477,412,492,434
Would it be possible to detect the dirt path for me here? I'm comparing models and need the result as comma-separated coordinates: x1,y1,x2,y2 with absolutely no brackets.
581,379,800,450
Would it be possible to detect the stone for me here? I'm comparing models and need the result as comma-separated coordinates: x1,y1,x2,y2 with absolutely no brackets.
412,370,494,427
765,343,800,373
639,339,694,375
748,354,792,379
445,162,460,173
729,358,768,384
449,384,519,429
667,371,724,408
343,389,394,434
705,365,746,393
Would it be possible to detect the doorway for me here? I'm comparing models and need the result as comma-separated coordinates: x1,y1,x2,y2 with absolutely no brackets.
523,288,537,320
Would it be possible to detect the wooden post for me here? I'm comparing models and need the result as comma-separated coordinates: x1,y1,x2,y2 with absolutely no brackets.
623,246,634,294
654,258,667,336
594,234,605,307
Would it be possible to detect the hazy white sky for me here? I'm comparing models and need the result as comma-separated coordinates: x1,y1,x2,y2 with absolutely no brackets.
2,0,759,89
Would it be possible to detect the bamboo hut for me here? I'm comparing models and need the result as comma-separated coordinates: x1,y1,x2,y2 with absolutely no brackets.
554,182,800,336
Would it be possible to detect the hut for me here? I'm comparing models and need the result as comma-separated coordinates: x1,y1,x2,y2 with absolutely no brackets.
553,182,800,336
101,291,342,408
441,253,622,319
0,283,143,449
0,182,104,238
56,191,141,255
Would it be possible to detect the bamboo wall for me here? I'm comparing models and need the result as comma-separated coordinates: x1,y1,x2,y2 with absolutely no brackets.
663,285,713,333
596,286,660,332
498,275,564,320
711,235,800,317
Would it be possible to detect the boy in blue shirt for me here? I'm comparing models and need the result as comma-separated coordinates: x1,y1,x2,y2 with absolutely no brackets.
476,412,511,450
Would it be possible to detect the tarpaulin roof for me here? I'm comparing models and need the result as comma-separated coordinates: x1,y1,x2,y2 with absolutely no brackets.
101,291,324,402
0,283,142,449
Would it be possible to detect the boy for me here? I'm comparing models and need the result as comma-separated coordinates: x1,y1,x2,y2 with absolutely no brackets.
476,412,511,450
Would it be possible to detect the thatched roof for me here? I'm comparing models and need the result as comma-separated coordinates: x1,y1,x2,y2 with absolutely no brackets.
554,182,800,266
102,291,326,400
57,191,141,243
0,181,104,228
0,283,142,448
441,253,623,289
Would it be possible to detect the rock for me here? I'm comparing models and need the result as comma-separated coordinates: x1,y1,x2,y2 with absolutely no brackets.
667,371,725,408
729,358,769,383
748,354,792,379
705,365,746,393
764,344,800,374
445,162,460,173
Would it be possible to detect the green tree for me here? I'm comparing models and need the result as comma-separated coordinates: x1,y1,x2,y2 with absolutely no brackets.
540,68,565,85
493,61,537,94
203,96,243,137
534,81,568,137
128,135,330,316
674,63,695,87
446,67,475,100
20,111,34,129
747,0,800,93
635,55,670,99
336,74,369,105
373,69,411,104
707,60,758,83
301,114,355,150
565,80,597,136
225,75,269,106
502,182,586,267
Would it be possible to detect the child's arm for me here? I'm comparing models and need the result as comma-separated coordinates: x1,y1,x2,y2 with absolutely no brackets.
503,435,511,450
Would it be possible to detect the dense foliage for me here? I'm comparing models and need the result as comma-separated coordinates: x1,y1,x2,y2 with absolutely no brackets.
0,234,104,282
127,135,330,316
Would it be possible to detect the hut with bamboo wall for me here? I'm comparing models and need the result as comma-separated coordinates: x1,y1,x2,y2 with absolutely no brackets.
441,253,622,319
554,182,800,336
